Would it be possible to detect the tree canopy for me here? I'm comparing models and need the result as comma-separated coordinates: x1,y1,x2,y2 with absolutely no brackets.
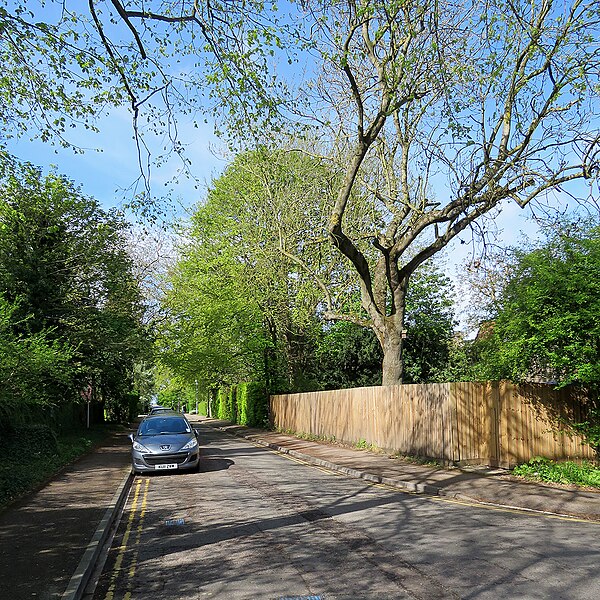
2,1,599,384
471,220,600,386
0,159,150,427
158,148,458,393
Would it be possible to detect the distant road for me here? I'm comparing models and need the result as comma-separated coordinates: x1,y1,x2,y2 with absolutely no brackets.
93,423,600,599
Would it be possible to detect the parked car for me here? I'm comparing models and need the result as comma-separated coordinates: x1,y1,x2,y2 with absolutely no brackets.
148,406,177,415
129,414,200,474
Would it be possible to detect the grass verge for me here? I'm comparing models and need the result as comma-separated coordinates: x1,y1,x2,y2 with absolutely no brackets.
512,456,600,489
0,424,118,511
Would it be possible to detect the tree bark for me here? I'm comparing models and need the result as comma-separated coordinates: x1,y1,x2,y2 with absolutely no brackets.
381,327,404,386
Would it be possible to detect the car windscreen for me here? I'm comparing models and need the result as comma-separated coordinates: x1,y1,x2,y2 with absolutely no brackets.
139,417,191,436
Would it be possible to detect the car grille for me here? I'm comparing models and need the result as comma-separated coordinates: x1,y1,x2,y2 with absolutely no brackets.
143,452,189,466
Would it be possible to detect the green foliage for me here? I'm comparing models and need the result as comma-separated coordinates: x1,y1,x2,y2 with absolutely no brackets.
157,149,345,393
216,387,229,420
315,263,456,388
13,424,58,455
402,267,457,383
209,389,219,420
227,385,237,423
569,399,600,459
0,5,126,149
0,160,150,429
0,295,76,428
475,221,600,385
512,457,600,488
316,321,382,390
213,382,268,427
457,219,600,452
105,392,140,424
237,381,269,427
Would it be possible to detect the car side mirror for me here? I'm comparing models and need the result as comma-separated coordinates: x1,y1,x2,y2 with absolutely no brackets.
194,428,200,438
128,433,135,443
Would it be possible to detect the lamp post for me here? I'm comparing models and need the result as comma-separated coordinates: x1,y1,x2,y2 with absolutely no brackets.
195,379,199,416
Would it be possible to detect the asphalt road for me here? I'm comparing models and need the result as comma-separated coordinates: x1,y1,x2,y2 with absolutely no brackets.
92,423,600,600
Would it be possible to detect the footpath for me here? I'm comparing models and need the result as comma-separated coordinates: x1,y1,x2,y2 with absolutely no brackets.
0,431,133,600
1,417,598,600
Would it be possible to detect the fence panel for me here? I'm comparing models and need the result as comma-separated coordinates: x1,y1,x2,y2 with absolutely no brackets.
271,381,595,467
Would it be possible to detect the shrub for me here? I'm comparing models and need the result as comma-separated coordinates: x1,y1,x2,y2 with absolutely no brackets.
12,424,58,456
227,385,237,422
216,387,229,419
236,381,268,427
513,456,600,488
209,388,219,418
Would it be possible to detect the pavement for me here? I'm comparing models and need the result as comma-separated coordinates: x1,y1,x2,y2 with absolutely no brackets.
0,430,133,600
1,417,599,600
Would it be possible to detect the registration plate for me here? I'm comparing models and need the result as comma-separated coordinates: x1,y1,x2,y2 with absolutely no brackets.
155,463,178,470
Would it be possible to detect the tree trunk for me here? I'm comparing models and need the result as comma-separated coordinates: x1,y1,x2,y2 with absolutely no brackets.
381,329,404,386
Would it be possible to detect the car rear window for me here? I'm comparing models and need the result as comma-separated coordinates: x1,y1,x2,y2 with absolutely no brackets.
139,417,191,436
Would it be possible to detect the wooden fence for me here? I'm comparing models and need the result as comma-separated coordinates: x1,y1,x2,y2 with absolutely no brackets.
270,381,596,467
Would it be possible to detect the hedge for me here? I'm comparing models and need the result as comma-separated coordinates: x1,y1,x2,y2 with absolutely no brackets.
214,381,268,428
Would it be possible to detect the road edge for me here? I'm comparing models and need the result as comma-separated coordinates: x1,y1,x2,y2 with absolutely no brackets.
214,424,442,496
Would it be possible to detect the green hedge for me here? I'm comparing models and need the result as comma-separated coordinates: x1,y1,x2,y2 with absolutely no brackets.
216,387,229,419
209,388,219,418
228,385,237,422
213,381,268,428
237,381,268,427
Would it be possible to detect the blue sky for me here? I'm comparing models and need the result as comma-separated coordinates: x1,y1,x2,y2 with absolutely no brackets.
6,105,228,221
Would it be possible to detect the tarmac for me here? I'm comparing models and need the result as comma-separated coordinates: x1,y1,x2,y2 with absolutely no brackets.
1,416,598,600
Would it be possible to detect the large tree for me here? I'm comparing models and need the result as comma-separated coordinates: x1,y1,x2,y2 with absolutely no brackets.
161,148,458,392
0,159,150,418
285,1,600,384
158,148,345,392
3,1,600,383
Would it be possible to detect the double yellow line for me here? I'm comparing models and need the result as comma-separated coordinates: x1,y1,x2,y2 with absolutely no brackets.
104,477,150,600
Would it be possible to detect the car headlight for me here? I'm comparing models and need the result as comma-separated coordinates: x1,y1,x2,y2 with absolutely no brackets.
180,438,198,451
132,440,150,452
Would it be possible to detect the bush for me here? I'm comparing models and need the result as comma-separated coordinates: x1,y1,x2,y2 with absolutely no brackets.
237,382,268,427
12,424,58,456
213,382,268,427
209,388,219,418
216,387,229,420
227,385,237,422
513,456,600,488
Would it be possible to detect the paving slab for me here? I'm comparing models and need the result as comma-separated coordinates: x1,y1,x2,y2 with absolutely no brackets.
198,417,600,521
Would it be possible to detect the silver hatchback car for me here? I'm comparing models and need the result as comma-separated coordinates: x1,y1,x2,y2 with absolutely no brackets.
129,414,200,474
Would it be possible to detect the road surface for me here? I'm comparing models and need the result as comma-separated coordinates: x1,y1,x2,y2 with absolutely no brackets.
92,423,600,599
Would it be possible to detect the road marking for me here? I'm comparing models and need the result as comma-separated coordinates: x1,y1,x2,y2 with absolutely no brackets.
104,477,150,600
428,495,600,524
122,477,150,600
